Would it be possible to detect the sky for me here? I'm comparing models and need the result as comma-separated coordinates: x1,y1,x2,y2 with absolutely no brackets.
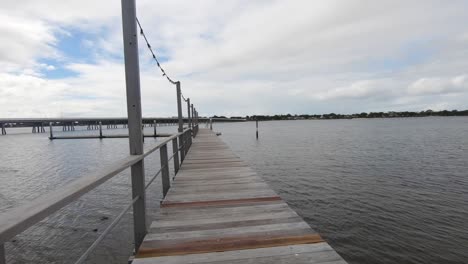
1,0,468,118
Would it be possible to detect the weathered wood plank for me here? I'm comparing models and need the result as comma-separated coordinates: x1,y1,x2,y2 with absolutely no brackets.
133,129,348,264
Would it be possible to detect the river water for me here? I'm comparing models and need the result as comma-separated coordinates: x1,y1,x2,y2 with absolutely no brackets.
1,118,467,263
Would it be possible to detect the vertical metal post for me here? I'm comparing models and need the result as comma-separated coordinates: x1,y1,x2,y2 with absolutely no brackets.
210,118,213,130
256,119,259,139
192,109,196,136
190,104,194,136
99,121,103,138
185,130,190,154
1,123,5,135
176,82,183,133
160,144,170,197
121,0,146,250
49,122,53,139
0,243,5,264
153,120,157,137
187,98,191,130
195,110,198,136
179,134,185,162
172,138,180,175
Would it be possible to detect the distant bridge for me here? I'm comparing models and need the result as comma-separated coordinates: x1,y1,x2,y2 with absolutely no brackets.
0,117,246,135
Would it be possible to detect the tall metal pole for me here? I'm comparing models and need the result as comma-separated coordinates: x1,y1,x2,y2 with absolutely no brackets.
187,98,191,129
121,0,146,250
176,82,183,133
191,104,194,134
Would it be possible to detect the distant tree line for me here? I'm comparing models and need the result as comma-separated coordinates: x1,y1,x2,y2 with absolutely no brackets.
211,109,468,121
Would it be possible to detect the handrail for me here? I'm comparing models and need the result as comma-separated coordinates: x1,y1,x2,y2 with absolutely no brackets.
0,129,189,244
74,195,140,264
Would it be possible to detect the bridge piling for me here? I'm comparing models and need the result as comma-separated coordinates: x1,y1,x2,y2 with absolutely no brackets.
99,122,103,138
256,119,259,139
49,123,53,139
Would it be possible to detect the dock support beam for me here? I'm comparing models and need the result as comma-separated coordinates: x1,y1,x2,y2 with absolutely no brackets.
121,0,146,251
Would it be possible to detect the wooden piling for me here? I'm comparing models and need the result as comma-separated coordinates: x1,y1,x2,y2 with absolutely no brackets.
256,119,259,139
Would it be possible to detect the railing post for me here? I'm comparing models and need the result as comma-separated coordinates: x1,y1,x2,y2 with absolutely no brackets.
1,243,5,264
160,144,170,197
172,138,180,175
190,104,194,136
183,131,187,155
186,130,192,153
121,0,146,251
187,98,191,130
193,108,197,137
179,134,185,162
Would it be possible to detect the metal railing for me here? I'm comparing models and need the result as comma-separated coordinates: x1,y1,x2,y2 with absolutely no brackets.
0,126,196,264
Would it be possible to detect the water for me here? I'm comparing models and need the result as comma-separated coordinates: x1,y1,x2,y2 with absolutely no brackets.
1,118,468,263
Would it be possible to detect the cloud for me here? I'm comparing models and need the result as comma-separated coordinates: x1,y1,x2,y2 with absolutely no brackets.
1,1,468,117
408,74,468,95
313,79,396,100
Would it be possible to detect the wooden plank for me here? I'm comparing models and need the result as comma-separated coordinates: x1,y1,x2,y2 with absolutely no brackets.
137,233,324,258
133,128,348,264
161,196,282,208
132,243,338,264
146,222,312,241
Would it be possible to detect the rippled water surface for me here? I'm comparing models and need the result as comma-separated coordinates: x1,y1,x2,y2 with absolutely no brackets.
1,118,468,263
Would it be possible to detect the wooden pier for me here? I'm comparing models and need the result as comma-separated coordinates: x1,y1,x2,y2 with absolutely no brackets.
133,128,347,264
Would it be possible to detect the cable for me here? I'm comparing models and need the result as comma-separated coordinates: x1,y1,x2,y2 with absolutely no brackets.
136,17,177,85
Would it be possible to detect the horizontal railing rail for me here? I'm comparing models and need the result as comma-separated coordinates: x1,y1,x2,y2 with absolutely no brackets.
0,126,197,263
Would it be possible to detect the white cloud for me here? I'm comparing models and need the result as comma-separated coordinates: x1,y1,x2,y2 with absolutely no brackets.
1,1,468,117
408,74,468,95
